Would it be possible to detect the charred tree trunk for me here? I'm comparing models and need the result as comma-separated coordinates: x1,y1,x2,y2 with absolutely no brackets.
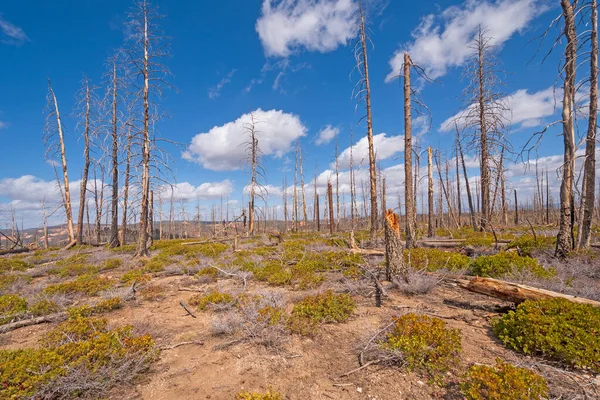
578,0,597,249
428,147,434,237
404,52,416,248
328,182,335,234
556,0,578,258
384,209,406,282
108,59,120,248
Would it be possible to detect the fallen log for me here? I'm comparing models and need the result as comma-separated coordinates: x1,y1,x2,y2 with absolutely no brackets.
0,248,30,256
455,276,600,307
0,312,67,334
181,238,236,246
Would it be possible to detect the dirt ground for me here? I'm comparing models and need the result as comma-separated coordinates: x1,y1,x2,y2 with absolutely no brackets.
1,242,599,400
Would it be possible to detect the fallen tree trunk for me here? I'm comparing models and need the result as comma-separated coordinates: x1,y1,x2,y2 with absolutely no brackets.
0,312,67,334
455,276,600,307
181,238,237,246
0,248,30,256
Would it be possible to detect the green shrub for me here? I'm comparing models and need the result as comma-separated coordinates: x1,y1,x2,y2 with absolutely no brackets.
506,235,555,257
196,266,219,279
404,248,471,271
468,252,554,278
189,290,235,311
44,274,114,296
49,254,97,277
101,258,123,271
493,298,600,372
0,316,157,399
29,298,61,316
151,240,229,258
461,359,548,400
108,244,136,253
251,260,293,286
381,313,461,383
235,389,283,400
120,268,152,284
0,294,27,324
0,274,19,291
288,291,355,335
0,257,32,273
67,297,123,319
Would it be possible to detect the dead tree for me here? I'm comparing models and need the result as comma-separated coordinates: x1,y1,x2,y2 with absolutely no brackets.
403,52,416,248
384,209,406,282
459,26,508,231
354,0,378,240
127,0,173,257
578,0,598,249
298,139,308,229
457,125,477,230
328,182,335,234
107,54,121,248
427,147,434,237
44,79,75,245
120,132,132,245
335,138,340,229
556,0,578,257
243,112,266,236
74,77,94,245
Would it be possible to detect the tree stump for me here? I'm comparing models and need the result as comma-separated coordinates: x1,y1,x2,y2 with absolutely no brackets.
385,209,407,282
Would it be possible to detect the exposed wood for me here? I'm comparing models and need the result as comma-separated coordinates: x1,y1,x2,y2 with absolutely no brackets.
0,312,67,334
384,209,406,282
404,52,416,248
328,182,335,234
179,301,197,318
459,276,600,307
0,248,30,256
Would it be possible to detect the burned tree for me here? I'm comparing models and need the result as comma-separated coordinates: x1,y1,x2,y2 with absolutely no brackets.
458,26,508,231
243,112,266,236
125,0,173,257
353,0,378,240
44,79,76,246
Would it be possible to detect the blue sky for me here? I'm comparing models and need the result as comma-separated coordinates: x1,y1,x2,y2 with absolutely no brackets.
0,0,576,228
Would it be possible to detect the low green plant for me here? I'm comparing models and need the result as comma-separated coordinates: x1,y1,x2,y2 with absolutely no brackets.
67,297,123,319
100,258,123,271
288,291,355,335
29,298,61,316
404,248,471,271
468,252,554,278
44,274,114,296
0,257,32,273
381,313,461,383
108,244,136,253
493,298,600,372
120,268,152,284
506,235,555,257
461,359,548,400
235,389,283,400
0,316,157,399
188,290,235,311
0,294,27,324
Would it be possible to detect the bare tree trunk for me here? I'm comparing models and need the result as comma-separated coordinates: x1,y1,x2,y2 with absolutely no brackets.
556,0,577,258
120,133,132,245
477,29,491,231
108,58,120,248
299,141,308,229
76,78,91,245
42,198,49,249
427,147,434,237
135,2,152,257
283,176,288,232
514,189,519,225
456,146,462,226
293,142,299,232
335,139,340,229
457,128,477,230
384,210,406,282
578,0,597,249
403,52,416,248
248,113,258,236
148,190,154,247
358,2,378,240
47,80,75,244
546,167,550,224
328,182,335,234
350,127,357,230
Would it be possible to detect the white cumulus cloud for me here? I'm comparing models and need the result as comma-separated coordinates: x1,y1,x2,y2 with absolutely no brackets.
387,0,545,81
183,109,307,171
316,125,340,145
334,133,404,170
256,0,358,57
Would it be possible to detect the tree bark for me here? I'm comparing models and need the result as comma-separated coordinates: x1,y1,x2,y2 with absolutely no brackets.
76,79,91,245
428,147,434,237
328,182,335,234
577,0,597,249
556,0,577,258
359,3,378,241
403,52,416,248
384,209,406,282
108,58,120,248
48,80,75,244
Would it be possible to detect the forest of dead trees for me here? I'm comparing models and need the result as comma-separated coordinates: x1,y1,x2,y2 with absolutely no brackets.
2,0,600,261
